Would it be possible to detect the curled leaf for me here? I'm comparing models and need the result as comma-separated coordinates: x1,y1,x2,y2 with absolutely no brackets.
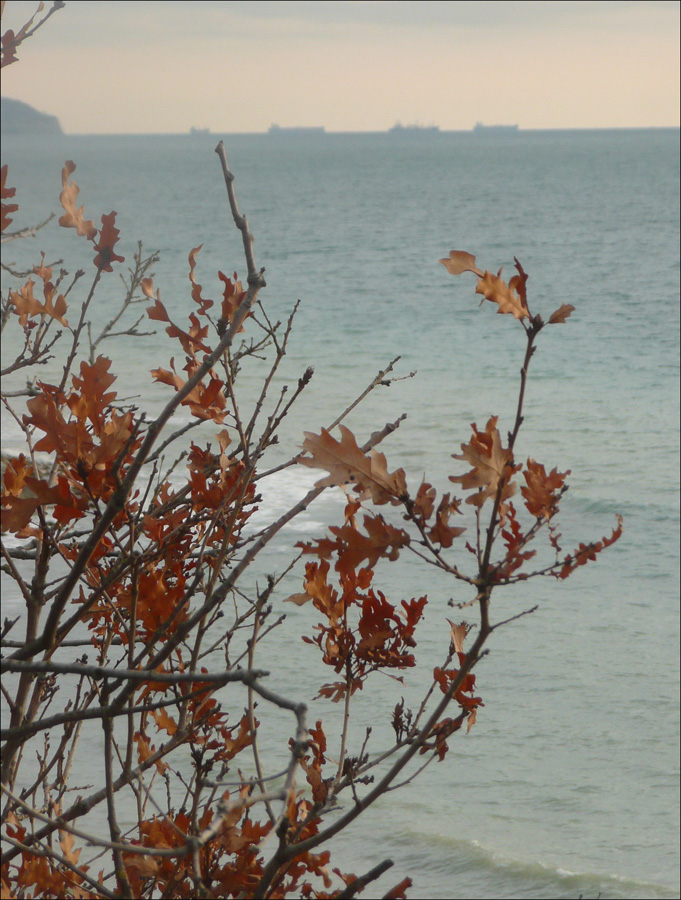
140,277,156,300
9,276,68,328
475,269,529,320
548,303,575,324
450,416,518,517
439,250,484,277
93,212,125,272
521,458,570,520
58,161,97,240
284,593,312,606
218,271,246,332
188,245,214,315
446,619,469,654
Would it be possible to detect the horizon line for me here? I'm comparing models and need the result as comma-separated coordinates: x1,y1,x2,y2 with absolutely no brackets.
3,125,679,138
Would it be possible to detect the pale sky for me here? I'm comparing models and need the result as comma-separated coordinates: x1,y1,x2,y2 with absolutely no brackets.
2,0,679,133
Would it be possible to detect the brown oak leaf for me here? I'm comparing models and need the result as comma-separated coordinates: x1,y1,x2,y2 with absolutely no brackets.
300,425,407,505
93,211,125,271
9,277,68,328
521,458,570,520
58,161,97,240
450,416,518,515
438,250,484,277
475,269,529,319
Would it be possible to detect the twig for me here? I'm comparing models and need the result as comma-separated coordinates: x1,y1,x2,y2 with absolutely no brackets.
335,858,395,899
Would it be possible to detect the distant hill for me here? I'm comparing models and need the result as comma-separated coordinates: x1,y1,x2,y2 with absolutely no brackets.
1,97,62,135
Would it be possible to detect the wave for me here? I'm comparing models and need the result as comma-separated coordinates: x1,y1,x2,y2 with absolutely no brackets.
392,829,680,899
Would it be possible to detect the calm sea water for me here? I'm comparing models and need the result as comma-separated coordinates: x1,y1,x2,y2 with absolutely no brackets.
1,129,679,899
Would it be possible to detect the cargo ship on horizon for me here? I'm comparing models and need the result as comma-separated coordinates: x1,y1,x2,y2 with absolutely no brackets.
389,122,440,133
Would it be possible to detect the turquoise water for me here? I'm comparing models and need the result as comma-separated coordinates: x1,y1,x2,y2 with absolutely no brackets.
1,129,679,898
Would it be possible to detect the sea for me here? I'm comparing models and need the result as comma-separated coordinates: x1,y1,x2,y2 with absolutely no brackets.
1,128,679,899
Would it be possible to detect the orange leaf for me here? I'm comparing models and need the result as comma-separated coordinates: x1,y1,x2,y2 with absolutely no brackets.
151,707,178,736
412,481,436,521
1,464,84,534
93,211,125,272
438,249,484,277
146,296,169,322
450,416,518,515
300,425,407,505
58,161,97,240
166,312,212,356
548,303,575,324
134,732,168,774
218,270,246,331
301,514,410,576
284,592,312,606
68,356,117,432
188,245,213,314
558,515,623,579
382,877,413,899
427,492,466,547
151,362,227,422
24,389,87,459
521,458,570,520
475,269,529,319
9,277,68,328
58,830,81,867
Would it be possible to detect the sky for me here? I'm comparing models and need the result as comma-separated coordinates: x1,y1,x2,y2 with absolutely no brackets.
1,0,679,133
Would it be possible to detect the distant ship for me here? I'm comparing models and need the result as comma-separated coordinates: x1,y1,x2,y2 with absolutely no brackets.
473,122,519,134
389,122,440,133
189,126,210,135
268,124,326,134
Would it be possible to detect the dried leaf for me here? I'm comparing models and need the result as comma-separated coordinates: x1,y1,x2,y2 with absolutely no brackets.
146,296,169,322
548,303,575,324
412,481,436,521
450,416,518,516
558,515,623,579
188,245,214,314
218,270,246,331
284,592,312,606
151,707,177,736
68,356,117,432
300,425,407,505
521,458,570,520
466,708,477,734
9,277,68,328
475,269,529,319
93,211,125,271
151,362,227,423
446,619,468,654
301,514,410,575
438,250,484,277
382,876,413,899
428,493,465,547
58,161,97,240
140,276,156,299
1,164,18,231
